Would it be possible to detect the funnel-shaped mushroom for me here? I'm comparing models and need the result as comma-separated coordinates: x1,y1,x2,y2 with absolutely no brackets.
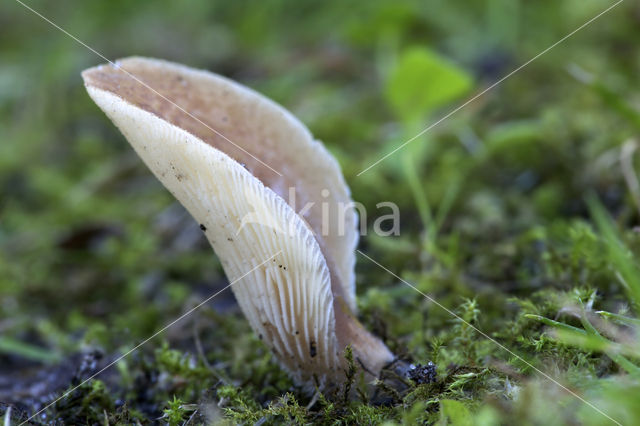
82,57,394,389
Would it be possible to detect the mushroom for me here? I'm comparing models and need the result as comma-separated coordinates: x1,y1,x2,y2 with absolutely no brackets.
82,57,396,391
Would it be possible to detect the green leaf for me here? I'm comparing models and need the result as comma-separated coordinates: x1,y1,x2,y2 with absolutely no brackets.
439,399,472,426
596,311,640,327
524,314,587,335
553,328,640,378
587,194,640,309
386,47,472,121
529,310,640,377
0,336,61,364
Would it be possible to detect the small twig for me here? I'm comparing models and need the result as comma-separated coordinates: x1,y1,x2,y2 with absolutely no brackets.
305,391,320,410
192,319,228,384
193,320,213,371
183,408,198,426
4,407,11,426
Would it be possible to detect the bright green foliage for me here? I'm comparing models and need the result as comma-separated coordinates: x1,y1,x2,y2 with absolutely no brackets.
386,47,473,122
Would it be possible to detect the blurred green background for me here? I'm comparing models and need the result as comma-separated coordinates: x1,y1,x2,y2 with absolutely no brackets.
2,0,640,424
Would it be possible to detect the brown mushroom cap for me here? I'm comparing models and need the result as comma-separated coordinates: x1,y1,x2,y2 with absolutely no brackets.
82,57,358,313
82,57,393,389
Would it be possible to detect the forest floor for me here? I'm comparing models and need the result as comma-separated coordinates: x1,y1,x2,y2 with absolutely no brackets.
2,1,640,424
